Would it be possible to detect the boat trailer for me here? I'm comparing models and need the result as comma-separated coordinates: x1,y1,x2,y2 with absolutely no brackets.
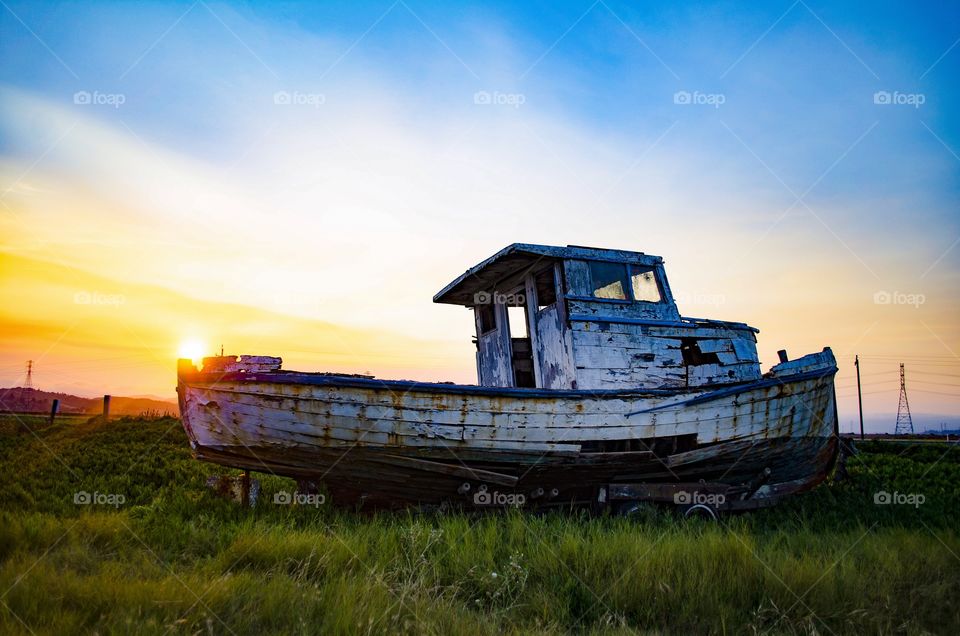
451,466,777,521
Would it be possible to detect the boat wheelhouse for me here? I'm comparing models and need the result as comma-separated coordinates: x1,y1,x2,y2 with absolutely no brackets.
433,243,762,391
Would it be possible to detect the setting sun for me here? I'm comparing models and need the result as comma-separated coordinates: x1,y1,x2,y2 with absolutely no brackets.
177,339,207,364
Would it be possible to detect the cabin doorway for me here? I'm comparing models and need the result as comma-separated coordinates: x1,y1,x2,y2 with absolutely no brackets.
506,299,535,388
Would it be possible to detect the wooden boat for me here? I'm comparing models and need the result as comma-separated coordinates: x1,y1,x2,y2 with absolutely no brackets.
177,244,839,514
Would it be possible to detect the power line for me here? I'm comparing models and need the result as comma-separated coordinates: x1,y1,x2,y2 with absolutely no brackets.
837,390,891,398
910,388,960,398
913,371,960,379
844,353,956,357
836,379,898,388
910,380,960,389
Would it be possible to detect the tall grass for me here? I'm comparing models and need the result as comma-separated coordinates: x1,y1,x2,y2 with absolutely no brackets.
0,415,957,634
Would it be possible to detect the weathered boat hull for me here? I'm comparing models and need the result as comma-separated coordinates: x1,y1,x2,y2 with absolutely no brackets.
177,350,839,511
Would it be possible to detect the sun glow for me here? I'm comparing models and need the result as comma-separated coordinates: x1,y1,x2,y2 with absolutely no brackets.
177,339,207,364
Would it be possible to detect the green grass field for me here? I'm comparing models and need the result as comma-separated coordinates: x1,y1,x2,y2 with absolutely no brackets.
1,414,958,635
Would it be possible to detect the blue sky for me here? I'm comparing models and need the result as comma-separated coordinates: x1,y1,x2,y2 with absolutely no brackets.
3,1,957,196
1,1,958,425
2,1,957,252
3,1,958,167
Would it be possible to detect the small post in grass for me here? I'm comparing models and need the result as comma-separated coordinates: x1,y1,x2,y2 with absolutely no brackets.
241,471,251,507
102,395,111,421
49,399,59,424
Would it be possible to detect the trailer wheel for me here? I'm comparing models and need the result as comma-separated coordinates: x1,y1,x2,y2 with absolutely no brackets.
616,502,659,519
682,503,719,521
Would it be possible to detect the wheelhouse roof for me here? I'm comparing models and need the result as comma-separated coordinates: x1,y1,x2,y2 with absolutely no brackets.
433,243,664,305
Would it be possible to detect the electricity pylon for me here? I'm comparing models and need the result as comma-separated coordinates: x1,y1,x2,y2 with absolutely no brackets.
894,363,914,435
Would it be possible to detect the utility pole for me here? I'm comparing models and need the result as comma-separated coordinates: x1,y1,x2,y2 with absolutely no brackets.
854,355,864,441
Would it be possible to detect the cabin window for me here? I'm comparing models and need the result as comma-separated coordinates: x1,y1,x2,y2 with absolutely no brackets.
507,305,528,338
680,338,720,365
588,262,629,300
477,303,496,335
629,266,662,303
535,268,557,310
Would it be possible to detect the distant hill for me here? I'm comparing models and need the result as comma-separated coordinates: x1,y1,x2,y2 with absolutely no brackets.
0,387,178,417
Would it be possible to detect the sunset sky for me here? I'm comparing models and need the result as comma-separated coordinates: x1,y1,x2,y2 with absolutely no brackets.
1,1,957,431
